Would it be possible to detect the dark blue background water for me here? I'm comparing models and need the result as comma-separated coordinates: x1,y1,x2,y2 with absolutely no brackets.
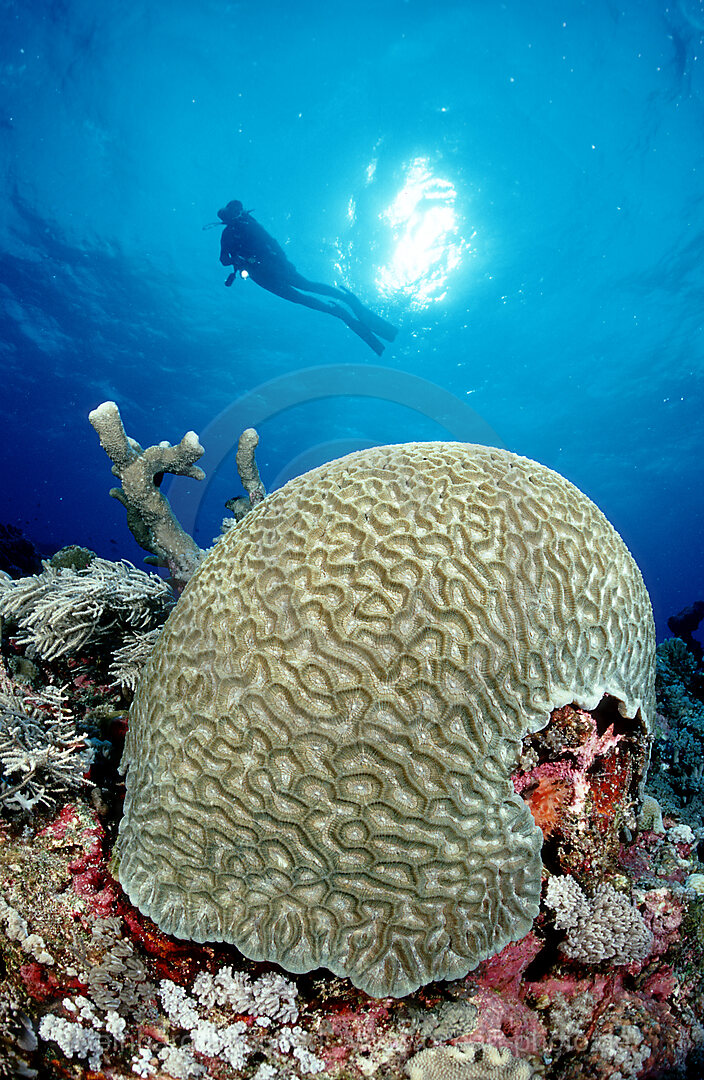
2,0,703,640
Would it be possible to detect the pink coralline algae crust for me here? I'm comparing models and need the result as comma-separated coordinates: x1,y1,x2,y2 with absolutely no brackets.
68,832,120,922
640,965,679,1002
641,888,684,956
327,1002,391,1041
19,962,84,1005
38,802,123,924
465,986,547,1057
619,831,666,877
570,989,697,1080
514,701,647,879
38,803,81,840
119,903,220,986
322,1002,392,1067
460,919,690,1065
472,934,543,996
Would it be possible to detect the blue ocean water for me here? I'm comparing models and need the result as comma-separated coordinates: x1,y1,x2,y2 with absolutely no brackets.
1,0,703,642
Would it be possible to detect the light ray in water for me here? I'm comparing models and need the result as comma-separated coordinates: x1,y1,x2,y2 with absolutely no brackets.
376,157,469,309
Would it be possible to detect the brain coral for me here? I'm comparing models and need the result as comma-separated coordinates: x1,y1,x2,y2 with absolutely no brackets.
405,1043,534,1080
115,443,655,998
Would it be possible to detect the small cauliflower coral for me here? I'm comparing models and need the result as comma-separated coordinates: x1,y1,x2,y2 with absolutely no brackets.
545,876,653,964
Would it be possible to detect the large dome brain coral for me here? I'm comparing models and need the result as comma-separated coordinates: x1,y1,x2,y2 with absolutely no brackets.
114,442,655,998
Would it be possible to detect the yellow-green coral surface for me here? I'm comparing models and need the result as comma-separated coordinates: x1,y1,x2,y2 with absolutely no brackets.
115,443,655,997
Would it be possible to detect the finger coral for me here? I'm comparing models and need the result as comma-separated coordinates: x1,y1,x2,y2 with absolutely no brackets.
89,401,206,589
114,442,655,998
89,402,267,588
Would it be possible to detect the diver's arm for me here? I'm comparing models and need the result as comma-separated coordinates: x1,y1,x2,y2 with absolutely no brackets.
220,227,246,268
220,238,236,266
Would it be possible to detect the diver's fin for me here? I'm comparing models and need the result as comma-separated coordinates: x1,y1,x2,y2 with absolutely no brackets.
331,304,386,355
346,315,386,356
339,286,398,342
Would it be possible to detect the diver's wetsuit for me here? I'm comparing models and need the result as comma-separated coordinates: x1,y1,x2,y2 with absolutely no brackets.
218,208,397,355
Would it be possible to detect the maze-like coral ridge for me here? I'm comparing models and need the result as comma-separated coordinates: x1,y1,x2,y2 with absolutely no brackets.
115,443,655,997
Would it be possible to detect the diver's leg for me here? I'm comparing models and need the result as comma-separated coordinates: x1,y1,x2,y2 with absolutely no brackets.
253,275,386,354
253,276,340,314
289,273,398,342
287,272,343,301
289,290,386,355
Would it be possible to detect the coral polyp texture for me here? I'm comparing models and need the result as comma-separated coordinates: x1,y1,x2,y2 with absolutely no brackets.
115,442,655,998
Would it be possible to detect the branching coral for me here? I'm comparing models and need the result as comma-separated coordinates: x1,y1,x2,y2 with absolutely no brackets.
108,627,162,694
38,1013,103,1072
0,661,93,814
0,557,173,663
0,894,54,964
89,402,267,588
89,401,206,589
224,427,267,522
152,969,322,1075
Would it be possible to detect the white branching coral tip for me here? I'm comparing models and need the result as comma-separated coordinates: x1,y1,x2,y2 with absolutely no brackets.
131,1046,157,1076
236,427,266,505
158,1045,206,1078
182,431,203,452
155,968,307,1073
158,979,199,1029
545,875,590,929
38,1015,103,1071
105,1010,127,1041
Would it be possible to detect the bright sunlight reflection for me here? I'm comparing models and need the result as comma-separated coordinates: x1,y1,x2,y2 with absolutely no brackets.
376,157,469,309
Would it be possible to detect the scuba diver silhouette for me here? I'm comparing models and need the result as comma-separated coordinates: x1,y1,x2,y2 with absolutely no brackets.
215,200,398,355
